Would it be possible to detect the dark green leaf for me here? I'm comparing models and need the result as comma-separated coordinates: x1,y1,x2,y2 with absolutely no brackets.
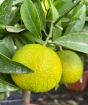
0,41,12,57
34,0,46,32
86,5,88,16
0,0,13,25
19,31,44,44
16,32,36,45
10,6,21,25
83,23,88,32
53,23,62,40
0,53,32,74
14,37,24,50
47,1,59,22
13,0,23,5
54,32,88,54
0,82,18,92
21,0,41,38
0,74,18,92
0,0,21,25
54,0,73,16
0,25,7,37
65,5,86,34
2,36,15,56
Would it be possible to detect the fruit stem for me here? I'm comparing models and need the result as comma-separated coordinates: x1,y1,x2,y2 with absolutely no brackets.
23,90,31,105
59,45,63,51
44,22,53,46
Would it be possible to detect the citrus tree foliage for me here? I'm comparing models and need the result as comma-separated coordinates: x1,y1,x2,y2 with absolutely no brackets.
0,0,88,92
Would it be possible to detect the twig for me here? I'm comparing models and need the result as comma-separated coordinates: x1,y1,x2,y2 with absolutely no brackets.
54,0,81,26
23,90,31,105
59,45,63,51
44,22,53,46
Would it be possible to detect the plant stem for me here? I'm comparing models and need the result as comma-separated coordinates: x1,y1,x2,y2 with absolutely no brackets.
44,22,53,46
59,45,63,51
23,90,31,105
54,0,81,26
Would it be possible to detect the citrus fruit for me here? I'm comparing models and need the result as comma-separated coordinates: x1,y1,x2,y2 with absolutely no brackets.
65,71,88,92
11,44,62,92
57,50,83,83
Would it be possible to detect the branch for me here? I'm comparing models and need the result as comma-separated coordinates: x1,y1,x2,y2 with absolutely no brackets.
44,22,53,46
54,0,81,26
23,90,31,105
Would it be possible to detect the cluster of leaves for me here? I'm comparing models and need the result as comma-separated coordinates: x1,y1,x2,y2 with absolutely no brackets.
0,0,88,93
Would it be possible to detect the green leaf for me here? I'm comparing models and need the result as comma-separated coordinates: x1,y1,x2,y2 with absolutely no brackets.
14,37,24,50
54,0,73,16
65,5,86,34
21,0,41,38
0,74,18,92
54,32,88,54
6,26,25,33
0,53,32,74
0,0,13,25
53,23,62,40
0,36,15,58
33,0,46,32
13,0,23,5
0,82,17,92
0,41,12,57
19,31,44,44
47,1,59,22
0,0,21,25
10,6,21,25
2,36,15,56
83,23,88,32
0,24,6,34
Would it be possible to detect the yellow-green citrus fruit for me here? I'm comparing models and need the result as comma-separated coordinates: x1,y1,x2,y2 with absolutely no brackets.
57,50,83,84
11,44,62,92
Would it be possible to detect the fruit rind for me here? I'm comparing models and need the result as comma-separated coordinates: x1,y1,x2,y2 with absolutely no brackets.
11,44,62,92
57,50,83,84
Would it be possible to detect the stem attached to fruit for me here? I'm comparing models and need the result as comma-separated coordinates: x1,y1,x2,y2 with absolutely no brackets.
23,90,31,105
44,22,53,46
59,45,63,51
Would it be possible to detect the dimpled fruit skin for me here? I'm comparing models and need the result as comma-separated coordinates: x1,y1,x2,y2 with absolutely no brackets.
58,50,83,84
11,44,62,92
